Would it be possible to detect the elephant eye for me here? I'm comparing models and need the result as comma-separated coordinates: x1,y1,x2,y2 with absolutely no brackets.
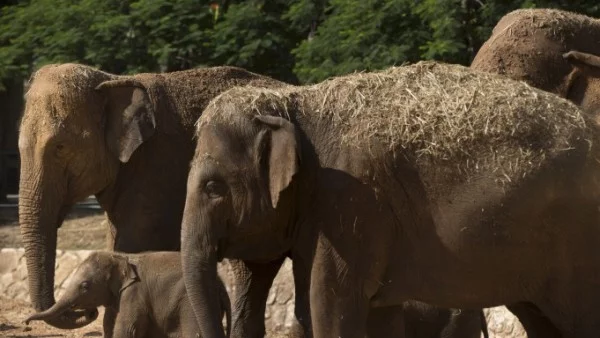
205,180,228,199
80,281,90,293
55,143,65,156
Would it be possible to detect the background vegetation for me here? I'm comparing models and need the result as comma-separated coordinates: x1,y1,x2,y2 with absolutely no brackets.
1,0,599,85
0,0,598,198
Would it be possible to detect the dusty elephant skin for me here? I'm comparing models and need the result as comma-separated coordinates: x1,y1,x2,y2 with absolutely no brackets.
471,8,600,117
17,63,479,337
471,8,600,337
17,63,287,333
181,61,600,338
25,251,230,338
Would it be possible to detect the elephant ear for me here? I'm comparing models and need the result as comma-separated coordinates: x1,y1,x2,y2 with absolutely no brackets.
95,79,156,163
255,115,301,209
563,51,600,115
110,256,139,295
564,50,600,68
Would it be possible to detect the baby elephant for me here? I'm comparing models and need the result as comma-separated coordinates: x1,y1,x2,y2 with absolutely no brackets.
26,251,230,338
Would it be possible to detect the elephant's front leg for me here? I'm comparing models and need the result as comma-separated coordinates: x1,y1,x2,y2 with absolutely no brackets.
228,257,286,338
102,307,117,338
292,253,312,338
309,244,371,338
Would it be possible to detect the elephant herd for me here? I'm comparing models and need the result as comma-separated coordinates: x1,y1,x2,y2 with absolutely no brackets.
18,8,600,338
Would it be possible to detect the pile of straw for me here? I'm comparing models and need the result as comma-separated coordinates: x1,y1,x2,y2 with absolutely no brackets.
201,61,588,184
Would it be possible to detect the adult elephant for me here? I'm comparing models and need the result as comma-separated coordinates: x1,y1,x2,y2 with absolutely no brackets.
17,63,286,332
471,8,600,115
471,8,600,337
19,63,483,337
181,62,600,338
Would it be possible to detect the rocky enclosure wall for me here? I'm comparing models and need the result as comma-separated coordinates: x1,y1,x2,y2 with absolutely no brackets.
0,248,525,337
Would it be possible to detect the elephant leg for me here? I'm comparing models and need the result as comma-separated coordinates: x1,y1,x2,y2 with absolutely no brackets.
367,306,405,338
309,274,370,338
113,311,148,338
104,216,116,251
228,257,286,338
309,251,370,338
441,309,485,338
507,302,561,338
102,307,117,338
291,254,311,338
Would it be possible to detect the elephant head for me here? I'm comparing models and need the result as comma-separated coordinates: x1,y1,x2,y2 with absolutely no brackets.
181,91,303,338
25,252,138,325
19,64,156,328
563,50,600,120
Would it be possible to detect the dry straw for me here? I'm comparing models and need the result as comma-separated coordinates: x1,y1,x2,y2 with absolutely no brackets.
201,61,589,184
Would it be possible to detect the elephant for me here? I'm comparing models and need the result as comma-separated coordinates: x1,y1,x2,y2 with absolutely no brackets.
471,8,600,116
18,62,485,337
180,61,600,338
17,63,287,333
25,251,230,338
470,8,600,337
402,302,486,338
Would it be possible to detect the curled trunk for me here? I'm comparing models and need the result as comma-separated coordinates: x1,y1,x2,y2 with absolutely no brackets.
25,294,98,326
19,166,96,329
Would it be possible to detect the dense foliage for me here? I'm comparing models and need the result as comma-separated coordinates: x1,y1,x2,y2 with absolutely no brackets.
0,0,599,85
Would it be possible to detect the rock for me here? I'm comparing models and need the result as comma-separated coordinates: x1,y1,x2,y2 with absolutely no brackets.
484,306,527,338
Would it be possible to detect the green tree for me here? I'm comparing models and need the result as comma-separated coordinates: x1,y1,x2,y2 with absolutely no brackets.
210,0,303,83
292,0,429,83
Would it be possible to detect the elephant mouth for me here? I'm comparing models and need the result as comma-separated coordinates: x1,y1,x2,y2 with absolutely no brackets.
216,239,227,262
61,307,99,323
74,308,99,321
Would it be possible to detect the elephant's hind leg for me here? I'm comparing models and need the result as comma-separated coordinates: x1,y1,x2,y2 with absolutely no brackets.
507,302,561,338
366,306,405,338
535,284,600,338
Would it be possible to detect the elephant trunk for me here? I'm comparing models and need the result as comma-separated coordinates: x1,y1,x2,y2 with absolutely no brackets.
18,163,96,329
181,187,226,338
24,291,98,326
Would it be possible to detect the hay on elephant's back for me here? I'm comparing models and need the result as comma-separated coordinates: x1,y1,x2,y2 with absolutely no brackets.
203,61,588,183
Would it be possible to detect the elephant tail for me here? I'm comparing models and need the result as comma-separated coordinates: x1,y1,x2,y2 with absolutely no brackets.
480,309,489,338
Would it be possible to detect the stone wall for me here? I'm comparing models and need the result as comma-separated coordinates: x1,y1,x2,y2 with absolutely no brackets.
0,248,525,337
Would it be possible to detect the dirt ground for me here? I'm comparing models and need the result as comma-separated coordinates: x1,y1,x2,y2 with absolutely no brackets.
0,209,108,250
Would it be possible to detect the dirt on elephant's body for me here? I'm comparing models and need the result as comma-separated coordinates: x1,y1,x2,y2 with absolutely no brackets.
202,61,589,187
471,8,600,96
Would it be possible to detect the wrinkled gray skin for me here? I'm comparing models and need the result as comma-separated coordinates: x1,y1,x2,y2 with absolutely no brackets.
471,8,600,337
471,8,600,119
181,87,600,337
18,63,480,337
17,63,285,332
25,251,230,338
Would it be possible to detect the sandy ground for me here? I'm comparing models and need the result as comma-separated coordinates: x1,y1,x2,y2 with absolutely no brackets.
0,209,108,250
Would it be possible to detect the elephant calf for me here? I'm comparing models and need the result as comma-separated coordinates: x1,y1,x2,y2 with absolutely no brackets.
25,251,230,338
